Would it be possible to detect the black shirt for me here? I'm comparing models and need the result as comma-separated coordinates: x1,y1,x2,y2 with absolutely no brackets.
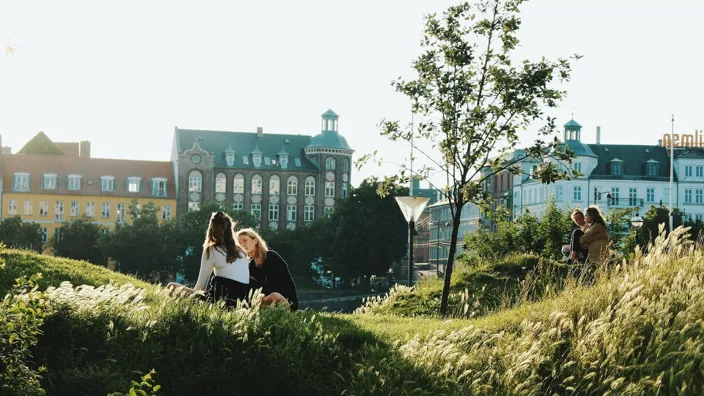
248,250,299,311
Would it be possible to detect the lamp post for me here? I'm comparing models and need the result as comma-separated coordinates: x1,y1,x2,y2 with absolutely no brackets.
630,211,644,228
395,196,430,286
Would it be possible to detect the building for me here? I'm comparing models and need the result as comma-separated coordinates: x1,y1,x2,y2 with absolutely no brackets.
427,199,481,274
410,177,441,267
0,133,177,247
171,109,354,230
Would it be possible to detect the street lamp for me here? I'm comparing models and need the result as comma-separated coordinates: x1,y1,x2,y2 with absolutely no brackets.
395,196,430,286
630,211,644,228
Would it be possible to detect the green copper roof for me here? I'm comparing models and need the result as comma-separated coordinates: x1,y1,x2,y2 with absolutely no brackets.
306,130,353,150
322,109,339,118
564,119,582,129
563,140,598,157
224,142,235,153
175,128,319,171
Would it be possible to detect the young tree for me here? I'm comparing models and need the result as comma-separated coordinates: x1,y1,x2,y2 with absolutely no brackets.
365,1,577,315
48,216,105,265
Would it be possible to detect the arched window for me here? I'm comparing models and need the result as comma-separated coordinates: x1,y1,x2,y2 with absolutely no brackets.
325,157,336,170
287,176,298,196
343,158,349,172
188,170,202,192
233,174,244,194
252,174,262,195
215,172,226,194
305,176,316,196
269,175,280,195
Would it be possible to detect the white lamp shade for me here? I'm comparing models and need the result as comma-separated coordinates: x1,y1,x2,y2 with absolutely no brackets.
395,196,430,223
630,215,644,227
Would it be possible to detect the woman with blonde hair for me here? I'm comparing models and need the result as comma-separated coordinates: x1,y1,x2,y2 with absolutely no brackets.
166,211,250,306
579,205,611,265
237,228,298,310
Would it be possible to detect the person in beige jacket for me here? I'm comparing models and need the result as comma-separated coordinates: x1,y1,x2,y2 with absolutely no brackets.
579,206,610,265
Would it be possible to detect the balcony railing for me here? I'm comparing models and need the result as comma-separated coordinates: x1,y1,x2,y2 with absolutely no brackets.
606,197,644,207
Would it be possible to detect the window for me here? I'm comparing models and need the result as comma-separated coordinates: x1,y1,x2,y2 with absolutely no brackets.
253,154,262,167
243,156,249,165
611,162,623,176
215,173,227,194
67,175,81,191
232,173,244,194
325,182,335,197
101,203,111,218
269,204,279,221
342,183,348,198
343,158,349,173
251,174,262,195
232,202,243,211
39,201,48,217
647,163,658,177
611,188,620,204
324,207,334,217
304,205,315,222
698,166,704,178
685,189,693,204
55,201,64,221
188,171,202,192
573,186,582,201
697,190,703,204
574,162,582,174
294,158,301,167
251,203,262,220
70,201,80,217
629,188,637,206
686,166,693,177
8,200,17,215
555,185,563,201
151,178,167,197
13,173,30,192
188,202,200,212
287,176,298,196
269,175,280,195
279,155,289,169
646,188,655,203
325,157,336,170
304,176,315,196
86,202,95,217
162,205,172,221
126,177,141,193
40,228,48,244
100,176,115,192
286,205,297,221
226,152,235,167
23,200,33,216
43,174,57,190
117,203,126,222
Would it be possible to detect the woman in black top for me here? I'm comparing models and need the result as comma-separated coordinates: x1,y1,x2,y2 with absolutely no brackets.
236,228,298,311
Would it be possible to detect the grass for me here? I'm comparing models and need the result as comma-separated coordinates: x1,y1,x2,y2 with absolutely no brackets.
2,227,704,394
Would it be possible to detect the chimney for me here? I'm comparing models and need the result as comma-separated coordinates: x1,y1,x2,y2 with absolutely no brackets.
79,141,91,158
596,126,601,145
257,127,263,138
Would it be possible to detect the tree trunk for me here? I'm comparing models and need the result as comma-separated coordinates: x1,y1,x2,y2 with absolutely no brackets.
439,203,463,317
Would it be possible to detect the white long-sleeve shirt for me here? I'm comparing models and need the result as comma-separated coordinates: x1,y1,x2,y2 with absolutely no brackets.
194,246,249,291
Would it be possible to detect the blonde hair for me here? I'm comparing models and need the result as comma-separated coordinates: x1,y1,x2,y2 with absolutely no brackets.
236,228,269,266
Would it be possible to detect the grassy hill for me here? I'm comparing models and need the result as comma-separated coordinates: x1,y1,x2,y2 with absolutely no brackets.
2,228,704,395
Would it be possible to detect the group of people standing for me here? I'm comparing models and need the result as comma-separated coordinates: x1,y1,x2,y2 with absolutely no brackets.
562,205,611,266
167,211,298,311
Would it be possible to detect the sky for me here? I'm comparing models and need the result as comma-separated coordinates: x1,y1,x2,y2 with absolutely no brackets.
1,0,703,189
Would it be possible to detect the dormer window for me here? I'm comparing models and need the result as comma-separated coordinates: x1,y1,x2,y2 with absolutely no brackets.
100,176,115,192
127,177,142,193
253,154,262,167
13,172,30,192
279,154,289,169
151,178,167,197
43,174,57,190
646,161,659,177
67,174,82,191
610,159,624,176
226,152,235,166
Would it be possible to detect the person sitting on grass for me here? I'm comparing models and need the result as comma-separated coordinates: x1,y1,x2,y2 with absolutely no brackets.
579,205,611,266
236,228,299,311
166,211,250,307
562,208,590,264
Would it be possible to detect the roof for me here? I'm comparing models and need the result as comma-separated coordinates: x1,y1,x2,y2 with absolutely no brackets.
175,128,320,171
322,109,339,118
307,130,353,150
17,132,65,155
564,119,582,129
1,154,176,198
586,144,675,181
54,142,80,156
675,148,704,159
563,140,598,157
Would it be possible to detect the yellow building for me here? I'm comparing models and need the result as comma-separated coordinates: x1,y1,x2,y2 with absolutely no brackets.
0,134,176,248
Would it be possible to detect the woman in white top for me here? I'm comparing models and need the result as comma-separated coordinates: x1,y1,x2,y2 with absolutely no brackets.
167,211,250,306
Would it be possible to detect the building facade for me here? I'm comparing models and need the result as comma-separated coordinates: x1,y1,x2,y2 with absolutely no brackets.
171,109,354,230
0,134,176,246
428,199,481,274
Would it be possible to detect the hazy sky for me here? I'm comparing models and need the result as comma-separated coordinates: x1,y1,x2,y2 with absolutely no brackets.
1,0,702,188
